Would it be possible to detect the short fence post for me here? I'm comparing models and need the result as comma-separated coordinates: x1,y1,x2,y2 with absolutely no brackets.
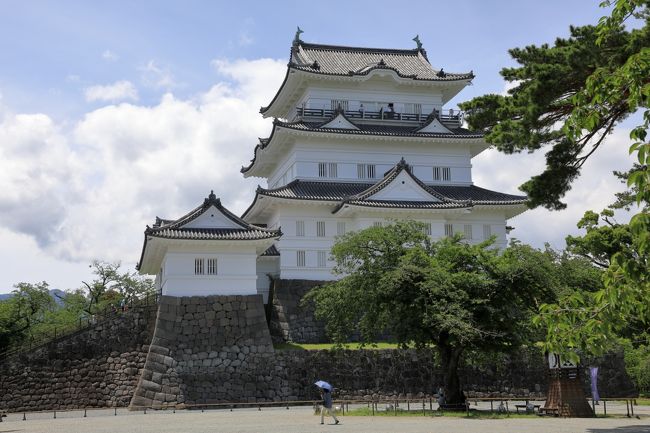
371,401,374,416
84,409,87,417
631,399,635,417
626,400,630,418
53,410,56,419
144,407,147,414
115,407,117,416
604,400,607,416
394,400,397,416
23,412,26,421
490,401,493,412
422,400,425,416
407,400,410,411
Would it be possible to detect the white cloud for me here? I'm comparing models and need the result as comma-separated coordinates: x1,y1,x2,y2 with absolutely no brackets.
102,50,119,61
0,58,286,291
84,81,139,102
139,60,177,90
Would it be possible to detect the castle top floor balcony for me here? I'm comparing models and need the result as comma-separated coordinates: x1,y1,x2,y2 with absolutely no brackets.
290,99,463,129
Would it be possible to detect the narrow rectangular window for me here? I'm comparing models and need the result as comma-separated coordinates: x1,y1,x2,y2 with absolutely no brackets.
296,220,305,237
194,258,204,275
444,223,453,237
318,163,327,178
316,221,326,237
207,258,218,275
328,163,337,178
331,99,349,111
317,251,327,268
373,221,383,228
483,224,492,239
337,221,346,236
357,164,366,179
433,167,441,181
442,167,451,181
464,224,473,240
422,223,432,236
357,164,376,179
296,250,306,267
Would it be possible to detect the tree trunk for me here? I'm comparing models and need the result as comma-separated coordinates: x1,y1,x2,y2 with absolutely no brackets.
438,345,465,407
543,367,594,417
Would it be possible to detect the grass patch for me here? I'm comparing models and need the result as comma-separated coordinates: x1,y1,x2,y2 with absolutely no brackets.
274,342,401,351
344,407,539,418
635,398,650,405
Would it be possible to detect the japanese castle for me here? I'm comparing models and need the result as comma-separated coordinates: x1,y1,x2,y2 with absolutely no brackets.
138,31,527,301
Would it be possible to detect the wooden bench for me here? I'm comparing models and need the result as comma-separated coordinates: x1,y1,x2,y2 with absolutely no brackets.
538,407,560,416
515,404,540,414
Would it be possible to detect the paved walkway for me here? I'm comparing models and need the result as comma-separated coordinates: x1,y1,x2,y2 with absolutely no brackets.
1,405,649,433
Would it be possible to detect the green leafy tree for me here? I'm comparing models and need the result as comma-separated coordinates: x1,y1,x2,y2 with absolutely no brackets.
81,260,154,314
460,0,650,360
304,222,558,405
0,282,55,351
458,3,649,210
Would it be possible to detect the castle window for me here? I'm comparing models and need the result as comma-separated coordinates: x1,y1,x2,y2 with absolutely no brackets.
444,223,453,237
331,99,349,111
483,224,492,239
318,162,338,178
296,220,305,237
329,163,338,178
317,251,327,268
433,166,451,181
207,258,218,275
316,221,326,237
337,221,346,236
372,221,383,228
194,258,204,275
464,224,473,240
422,223,432,236
357,164,376,179
296,250,306,267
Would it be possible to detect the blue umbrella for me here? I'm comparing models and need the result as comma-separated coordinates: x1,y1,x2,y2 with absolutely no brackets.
314,380,333,391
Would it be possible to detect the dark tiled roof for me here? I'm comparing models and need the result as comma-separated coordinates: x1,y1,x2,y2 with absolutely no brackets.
277,120,483,138
261,244,280,256
147,227,279,241
257,180,526,206
146,191,281,241
432,185,528,205
291,42,473,82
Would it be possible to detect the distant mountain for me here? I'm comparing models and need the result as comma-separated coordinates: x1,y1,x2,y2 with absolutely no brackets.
0,289,67,305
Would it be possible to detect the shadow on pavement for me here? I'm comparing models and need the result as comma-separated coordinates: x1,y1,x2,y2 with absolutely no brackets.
588,426,650,433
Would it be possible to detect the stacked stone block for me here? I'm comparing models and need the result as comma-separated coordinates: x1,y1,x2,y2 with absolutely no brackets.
0,306,155,412
129,294,278,409
269,279,328,343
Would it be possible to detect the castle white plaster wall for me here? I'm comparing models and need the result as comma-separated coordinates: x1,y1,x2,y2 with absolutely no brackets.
160,245,258,296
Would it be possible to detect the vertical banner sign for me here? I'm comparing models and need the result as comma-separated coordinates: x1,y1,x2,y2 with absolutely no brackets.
590,367,600,402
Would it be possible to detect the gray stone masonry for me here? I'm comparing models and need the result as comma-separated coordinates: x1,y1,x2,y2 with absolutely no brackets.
129,294,276,409
269,279,328,343
0,305,156,412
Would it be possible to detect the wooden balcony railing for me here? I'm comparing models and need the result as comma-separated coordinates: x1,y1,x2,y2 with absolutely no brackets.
296,107,462,127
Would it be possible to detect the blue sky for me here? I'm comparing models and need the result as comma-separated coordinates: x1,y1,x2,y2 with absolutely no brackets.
0,1,636,293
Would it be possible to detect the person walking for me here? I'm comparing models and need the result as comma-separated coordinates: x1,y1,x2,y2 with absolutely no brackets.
319,388,340,425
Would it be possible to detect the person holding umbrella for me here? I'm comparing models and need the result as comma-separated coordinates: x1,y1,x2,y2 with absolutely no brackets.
315,380,340,425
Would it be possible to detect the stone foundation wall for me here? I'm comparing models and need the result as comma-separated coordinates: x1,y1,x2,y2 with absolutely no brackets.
129,294,278,408
0,306,156,412
0,296,637,413
269,279,328,343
